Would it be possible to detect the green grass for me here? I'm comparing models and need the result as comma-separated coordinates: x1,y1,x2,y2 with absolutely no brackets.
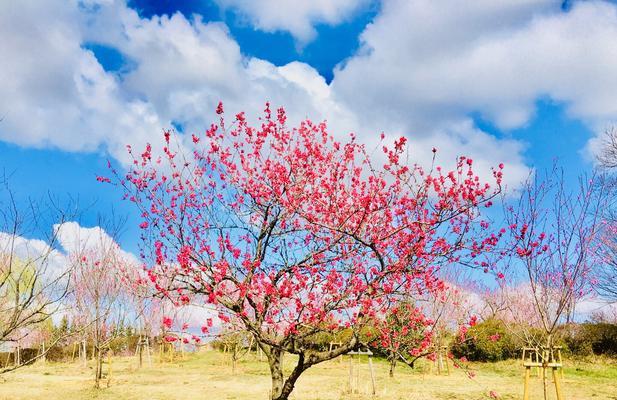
0,351,615,399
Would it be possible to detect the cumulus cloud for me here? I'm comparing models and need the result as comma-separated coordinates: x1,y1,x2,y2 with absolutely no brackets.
3,0,617,190
332,0,617,173
53,221,139,265
214,0,371,44
0,221,139,279
0,231,67,278
0,1,164,165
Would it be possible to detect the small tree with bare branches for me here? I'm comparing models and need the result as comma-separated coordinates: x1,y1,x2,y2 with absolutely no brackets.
497,168,608,399
0,179,75,373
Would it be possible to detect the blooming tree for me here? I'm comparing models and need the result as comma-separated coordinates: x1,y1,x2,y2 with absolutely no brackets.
68,232,137,387
108,104,501,400
373,299,432,377
215,326,254,374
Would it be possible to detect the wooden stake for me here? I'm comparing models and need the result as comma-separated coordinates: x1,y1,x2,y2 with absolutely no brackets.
356,351,360,392
146,337,152,366
71,342,77,362
557,347,564,379
348,355,353,393
107,351,112,388
523,366,531,400
137,336,143,368
553,367,564,400
82,341,87,367
368,357,376,395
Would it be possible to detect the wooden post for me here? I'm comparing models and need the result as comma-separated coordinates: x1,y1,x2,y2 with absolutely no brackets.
368,356,376,395
348,355,353,393
146,337,152,366
16,343,20,366
106,351,113,388
82,340,87,367
442,346,450,375
329,341,343,364
523,366,531,400
356,351,361,392
522,345,565,400
138,336,143,368
557,347,564,379
347,349,374,395
552,366,564,400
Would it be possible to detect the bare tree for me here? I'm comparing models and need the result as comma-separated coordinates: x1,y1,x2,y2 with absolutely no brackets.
64,219,137,388
595,222,617,302
498,168,608,399
0,177,76,373
589,127,617,308
597,127,617,169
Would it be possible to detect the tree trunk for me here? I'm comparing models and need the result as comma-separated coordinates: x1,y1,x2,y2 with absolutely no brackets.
232,346,237,374
266,347,307,400
389,356,396,378
94,290,101,389
268,347,285,400
263,335,357,400
138,337,143,368
95,346,102,389
542,334,553,400
81,340,87,367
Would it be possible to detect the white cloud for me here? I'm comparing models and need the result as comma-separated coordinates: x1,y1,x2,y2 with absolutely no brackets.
332,0,617,173
0,0,163,164
4,0,617,190
53,221,140,265
81,0,530,186
0,231,67,279
214,0,371,44
0,221,140,281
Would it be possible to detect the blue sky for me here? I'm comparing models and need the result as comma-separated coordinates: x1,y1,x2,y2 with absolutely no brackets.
1,0,615,255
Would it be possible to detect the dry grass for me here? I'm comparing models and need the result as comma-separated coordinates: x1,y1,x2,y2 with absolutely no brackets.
0,350,615,399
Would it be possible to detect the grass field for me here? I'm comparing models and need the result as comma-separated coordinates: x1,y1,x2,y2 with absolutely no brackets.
0,350,615,400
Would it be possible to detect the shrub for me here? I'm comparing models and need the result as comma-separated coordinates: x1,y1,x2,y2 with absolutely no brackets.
451,319,517,362
562,323,617,357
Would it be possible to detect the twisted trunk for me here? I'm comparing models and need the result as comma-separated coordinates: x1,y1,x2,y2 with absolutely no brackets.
267,347,285,400
264,335,358,400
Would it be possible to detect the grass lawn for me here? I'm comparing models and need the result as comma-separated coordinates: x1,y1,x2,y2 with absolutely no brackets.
0,350,615,399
